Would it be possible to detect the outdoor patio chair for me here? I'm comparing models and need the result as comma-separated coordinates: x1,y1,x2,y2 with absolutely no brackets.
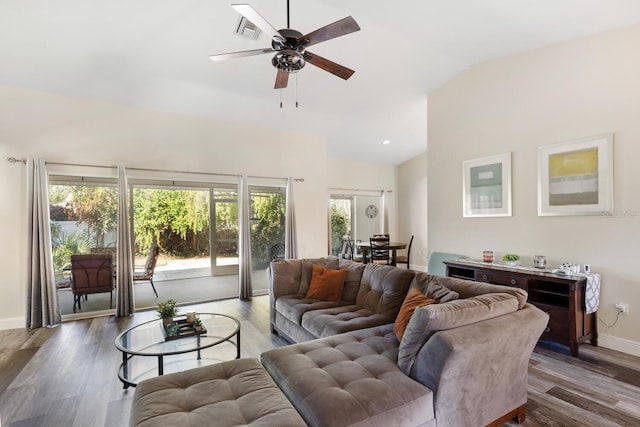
270,243,286,261
133,243,160,298
70,253,115,313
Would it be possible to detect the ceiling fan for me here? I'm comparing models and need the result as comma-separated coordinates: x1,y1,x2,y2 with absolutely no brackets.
209,2,361,89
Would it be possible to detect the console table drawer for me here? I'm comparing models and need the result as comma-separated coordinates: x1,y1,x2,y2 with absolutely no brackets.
474,271,527,289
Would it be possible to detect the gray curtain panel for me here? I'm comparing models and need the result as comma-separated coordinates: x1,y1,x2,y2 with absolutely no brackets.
26,158,61,328
285,177,298,259
381,190,389,235
239,175,253,300
116,165,135,316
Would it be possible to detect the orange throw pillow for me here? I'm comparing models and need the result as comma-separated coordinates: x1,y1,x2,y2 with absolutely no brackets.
394,287,435,341
305,264,348,301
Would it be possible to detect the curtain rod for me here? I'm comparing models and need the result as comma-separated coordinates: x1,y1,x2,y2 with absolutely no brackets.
329,187,392,193
5,157,26,164
5,157,304,182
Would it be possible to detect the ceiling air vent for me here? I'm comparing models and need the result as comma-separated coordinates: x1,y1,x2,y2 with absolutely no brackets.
234,16,262,40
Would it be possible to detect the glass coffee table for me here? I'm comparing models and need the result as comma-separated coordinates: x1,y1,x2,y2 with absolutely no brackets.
115,313,240,388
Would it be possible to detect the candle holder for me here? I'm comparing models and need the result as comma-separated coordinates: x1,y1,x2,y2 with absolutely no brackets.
534,255,546,269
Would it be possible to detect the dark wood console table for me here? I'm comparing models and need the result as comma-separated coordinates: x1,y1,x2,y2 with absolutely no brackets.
444,259,597,357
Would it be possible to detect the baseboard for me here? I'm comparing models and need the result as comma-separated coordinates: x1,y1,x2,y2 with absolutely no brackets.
410,264,428,273
0,316,25,331
598,334,640,357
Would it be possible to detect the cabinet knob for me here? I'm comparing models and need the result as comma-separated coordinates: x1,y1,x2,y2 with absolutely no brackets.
510,279,517,285
482,274,488,280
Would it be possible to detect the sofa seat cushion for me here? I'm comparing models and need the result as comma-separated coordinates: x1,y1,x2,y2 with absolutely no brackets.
129,358,305,427
275,294,349,325
261,325,434,427
301,305,394,338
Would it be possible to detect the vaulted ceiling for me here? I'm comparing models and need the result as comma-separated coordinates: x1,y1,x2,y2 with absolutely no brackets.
2,0,640,164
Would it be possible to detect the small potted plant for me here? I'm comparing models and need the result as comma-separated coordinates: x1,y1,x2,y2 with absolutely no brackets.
156,299,179,328
193,317,203,332
502,254,520,266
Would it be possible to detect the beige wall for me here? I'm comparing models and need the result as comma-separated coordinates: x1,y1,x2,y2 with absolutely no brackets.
0,85,331,328
427,25,640,355
397,152,428,271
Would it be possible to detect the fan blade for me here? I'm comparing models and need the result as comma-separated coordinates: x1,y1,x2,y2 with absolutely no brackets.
303,51,355,80
231,4,283,42
274,69,289,89
209,48,273,62
297,16,360,48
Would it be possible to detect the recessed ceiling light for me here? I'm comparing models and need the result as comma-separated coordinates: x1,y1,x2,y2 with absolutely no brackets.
382,140,391,145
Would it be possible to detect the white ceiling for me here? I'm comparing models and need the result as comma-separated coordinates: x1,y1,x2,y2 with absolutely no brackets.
2,0,640,165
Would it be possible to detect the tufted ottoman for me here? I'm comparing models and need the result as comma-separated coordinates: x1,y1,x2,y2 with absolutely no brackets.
261,324,435,427
129,358,306,427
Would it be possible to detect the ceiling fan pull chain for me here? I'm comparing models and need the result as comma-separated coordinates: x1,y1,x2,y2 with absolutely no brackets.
296,74,299,108
280,89,283,109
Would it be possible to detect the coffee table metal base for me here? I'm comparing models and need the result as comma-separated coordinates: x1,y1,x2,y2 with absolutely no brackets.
115,313,241,389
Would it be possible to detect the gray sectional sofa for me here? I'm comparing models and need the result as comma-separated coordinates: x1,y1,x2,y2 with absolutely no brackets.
129,256,548,427
263,256,549,427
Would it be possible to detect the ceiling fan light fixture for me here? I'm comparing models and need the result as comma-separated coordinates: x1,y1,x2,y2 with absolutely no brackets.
272,49,305,73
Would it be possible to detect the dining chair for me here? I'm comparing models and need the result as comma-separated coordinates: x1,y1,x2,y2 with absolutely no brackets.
270,243,286,261
70,253,115,313
369,236,391,265
133,243,160,297
395,235,414,269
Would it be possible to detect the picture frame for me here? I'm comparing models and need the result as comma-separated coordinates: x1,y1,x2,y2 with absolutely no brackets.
463,152,512,217
538,133,613,216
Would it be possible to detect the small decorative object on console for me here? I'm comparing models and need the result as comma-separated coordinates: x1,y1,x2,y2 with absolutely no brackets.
483,251,494,263
502,254,520,266
534,255,546,269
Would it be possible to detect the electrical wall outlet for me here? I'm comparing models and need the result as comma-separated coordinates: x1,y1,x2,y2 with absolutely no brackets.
615,302,629,315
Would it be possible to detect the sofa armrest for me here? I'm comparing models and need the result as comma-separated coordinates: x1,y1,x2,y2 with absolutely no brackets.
411,304,548,427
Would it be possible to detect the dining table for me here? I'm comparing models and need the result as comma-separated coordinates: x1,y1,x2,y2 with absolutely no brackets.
356,241,408,265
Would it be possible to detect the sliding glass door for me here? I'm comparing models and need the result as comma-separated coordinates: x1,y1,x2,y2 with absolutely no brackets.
329,193,382,257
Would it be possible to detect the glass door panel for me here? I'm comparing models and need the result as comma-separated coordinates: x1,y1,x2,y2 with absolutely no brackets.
212,189,238,276
49,180,118,316
329,197,353,256
249,186,286,272
132,186,211,280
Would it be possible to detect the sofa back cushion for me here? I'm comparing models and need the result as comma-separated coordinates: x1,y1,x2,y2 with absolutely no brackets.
413,271,528,309
397,293,519,375
338,259,366,304
356,264,415,319
299,257,340,295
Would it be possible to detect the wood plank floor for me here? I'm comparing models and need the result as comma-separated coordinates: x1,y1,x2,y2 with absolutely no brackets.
1,295,639,427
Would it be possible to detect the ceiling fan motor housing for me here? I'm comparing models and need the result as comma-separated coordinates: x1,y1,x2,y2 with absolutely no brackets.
271,28,306,73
